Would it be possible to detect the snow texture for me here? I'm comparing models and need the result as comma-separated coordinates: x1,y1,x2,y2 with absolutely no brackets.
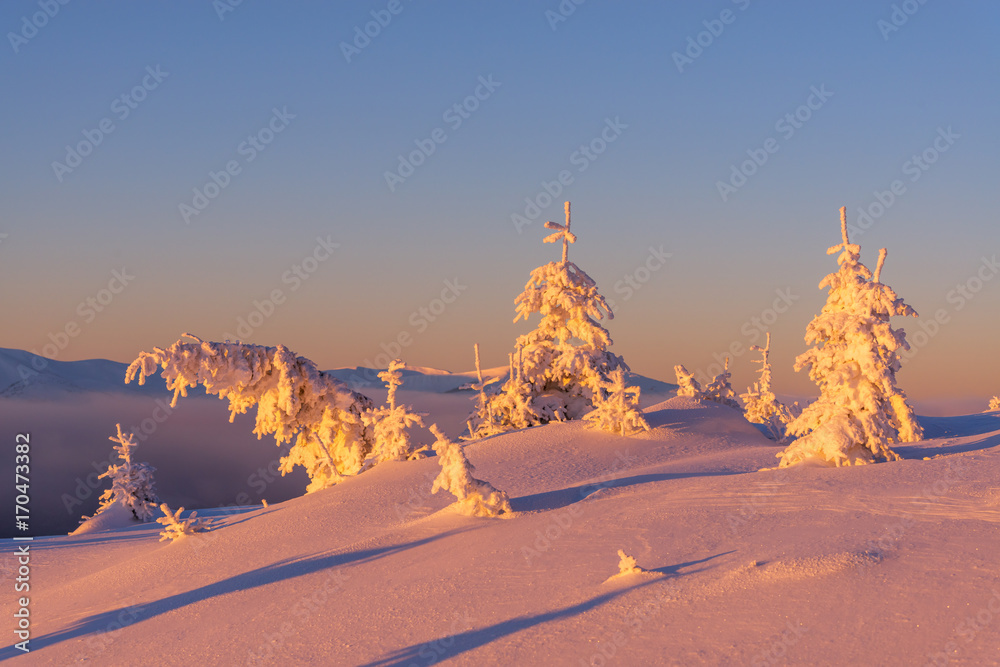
740,333,794,441
156,503,212,542
467,202,641,438
778,208,924,467
430,424,511,517
126,334,374,493
85,424,159,524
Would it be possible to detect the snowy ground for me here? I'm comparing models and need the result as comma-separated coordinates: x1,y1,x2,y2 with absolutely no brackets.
3,383,999,665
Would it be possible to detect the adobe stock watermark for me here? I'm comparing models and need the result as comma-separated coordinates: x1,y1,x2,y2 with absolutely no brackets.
750,621,809,666
899,253,999,365
716,84,834,202
213,0,244,21
7,0,71,54
878,0,931,41
926,589,1000,666
511,117,628,233
51,65,170,183
672,0,752,73
545,0,587,31
384,75,502,192
347,277,468,389
694,287,799,384
605,245,673,313
340,0,413,63
222,235,339,341
16,268,135,391
847,126,959,239
179,106,296,224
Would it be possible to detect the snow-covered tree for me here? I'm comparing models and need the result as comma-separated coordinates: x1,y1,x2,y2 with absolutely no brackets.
615,549,646,576
777,207,923,467
741,333,794,441
584,368,650,435
702,357,740,409
86,424,159,523
361,359,428,466
126,335,373,493
466,202,638,437
986,396,1000,412
157,503,212,541
674,365,703,398
430,424,511,517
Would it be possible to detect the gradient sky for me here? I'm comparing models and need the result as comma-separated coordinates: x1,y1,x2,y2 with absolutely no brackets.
1,1,998,400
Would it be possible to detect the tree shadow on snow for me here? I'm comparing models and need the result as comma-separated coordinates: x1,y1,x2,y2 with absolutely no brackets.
510,470,738,513
895,430,1000,458
911,412,1000,440
361,551,732,667
0,529,473,660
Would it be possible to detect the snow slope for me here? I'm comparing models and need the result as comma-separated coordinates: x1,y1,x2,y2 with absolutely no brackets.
3,396,998,665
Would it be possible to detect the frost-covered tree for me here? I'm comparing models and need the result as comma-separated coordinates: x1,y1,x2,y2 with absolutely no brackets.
777,207,923,467
157,503,212,541
361,359,428,466
86,424,159,523
467,203,638,437
430,424,511,517
126,335,374,493
741,333,794,441
584,368,650,435
673,365,703,399
702,357,740,409
986,396,1000,412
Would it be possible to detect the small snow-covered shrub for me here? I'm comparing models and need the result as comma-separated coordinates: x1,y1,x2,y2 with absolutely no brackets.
361,359,428,466
702,357,740,409
616,549,646,576
126,335,374,493
777,208,923,467
674,365,703,399
584,368,650,435
466,202,640,438
987,396,1000,412
157,503,212,541
430,425,511,517
741,333,794,441
85,424,159,523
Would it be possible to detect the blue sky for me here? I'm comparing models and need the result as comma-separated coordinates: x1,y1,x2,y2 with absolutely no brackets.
1,1,998,399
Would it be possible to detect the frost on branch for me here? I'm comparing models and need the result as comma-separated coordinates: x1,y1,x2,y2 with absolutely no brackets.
126,335,374,493
430,424,511,517
674,365,703,399
702,357,741,409
157,503,212,542
466,202,639,438
986,396,1000,412
584,368,650,435
740,333,794,441
777,207,923,467
84,424,159,524
361,358,428,467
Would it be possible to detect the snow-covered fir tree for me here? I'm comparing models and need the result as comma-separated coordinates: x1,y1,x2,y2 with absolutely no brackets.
126,335,374,493
702,357,740,409
987,396,1000,412
777,207,923,467
466,202,642,437
741,333,794,441
86,424,159,523
673,365,703,399
157,503,212,541
429,424,511,517
584,368,650,435
361,359,428,467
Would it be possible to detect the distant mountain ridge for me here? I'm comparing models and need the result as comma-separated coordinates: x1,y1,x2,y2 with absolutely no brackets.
0,348,677,399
